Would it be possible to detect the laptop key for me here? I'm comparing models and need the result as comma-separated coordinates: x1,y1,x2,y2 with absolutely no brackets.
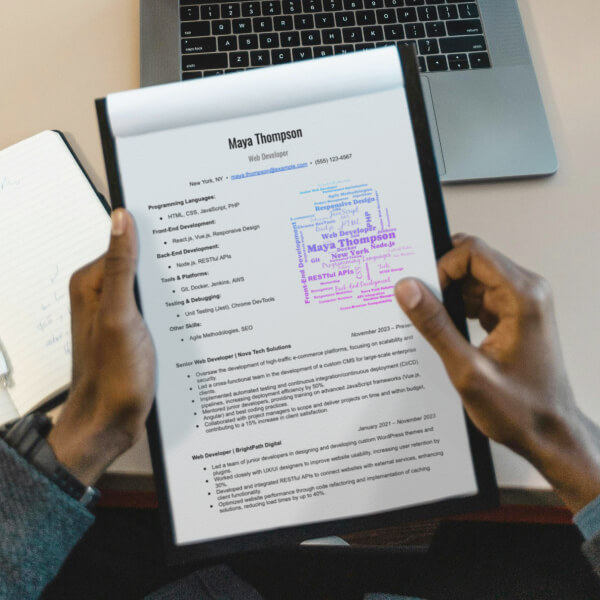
281,31,301,45
182,72,203,80
384,24,404,39
301,29,321,44
405,23,425,38
404,0,424,5
469,52,491,68
397,40,416,51
180,6,199,21
357,10,376,25
200,5,219,20
343,27,363,42
217,35,237,51
448,53,468,69
334,44,354,54
240,34,259,49
458,3,479,18
315,13,335,27
335,12,356,26
385,0,402,6
251,50,271,65
314,45,334,57
282,0,303,13
376,9,395,24
355,42,375,49
440,35,486,53
222,3,240,18
446,19,483,36
182,37,217,53
344,0,363,9
322,29,342,43
294,14,315,28
292,47,313,60
259,32,280,47
263,1,282,15
437,5,458,20
274,16,294,30
418,38,439,54
181,22,211,38
204,70,224,77
253,16,273,31
212,21,232,35
397,8,417,22
233,19,252,33
323,0,343,10
426,54,448,71
364,26,384,40
364,0,383,8
303,0,322,12
242,2,261,17
417,6,437,21
182,53,228,70
425,21,445,37
230,52,250,67
271,48,292,63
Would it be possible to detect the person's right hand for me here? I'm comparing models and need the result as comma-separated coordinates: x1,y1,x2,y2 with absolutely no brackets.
47,209,156,486
395,235,600,513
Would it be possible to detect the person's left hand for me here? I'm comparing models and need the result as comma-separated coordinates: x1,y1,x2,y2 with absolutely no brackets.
47,208,156,486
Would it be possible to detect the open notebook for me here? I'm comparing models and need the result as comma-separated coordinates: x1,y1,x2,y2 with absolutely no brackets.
0,131,110,425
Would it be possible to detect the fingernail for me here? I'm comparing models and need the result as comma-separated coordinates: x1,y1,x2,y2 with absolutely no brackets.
395,279,422,310
111,209,127,236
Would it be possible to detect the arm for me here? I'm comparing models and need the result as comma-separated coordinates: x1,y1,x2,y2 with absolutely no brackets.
394,235,600,513
0,209,155,599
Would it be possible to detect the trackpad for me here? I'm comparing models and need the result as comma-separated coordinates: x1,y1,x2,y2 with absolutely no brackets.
419,75,446,176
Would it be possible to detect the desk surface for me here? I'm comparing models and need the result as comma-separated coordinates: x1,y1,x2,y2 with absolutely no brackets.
1,0,599,489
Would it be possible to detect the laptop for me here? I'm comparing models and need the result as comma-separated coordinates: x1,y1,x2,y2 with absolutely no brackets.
140,0,557,183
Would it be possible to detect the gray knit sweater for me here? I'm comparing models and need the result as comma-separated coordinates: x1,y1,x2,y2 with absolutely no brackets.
0,439,93,599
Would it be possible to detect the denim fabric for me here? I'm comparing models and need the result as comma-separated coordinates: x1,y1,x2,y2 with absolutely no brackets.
574,494,600,541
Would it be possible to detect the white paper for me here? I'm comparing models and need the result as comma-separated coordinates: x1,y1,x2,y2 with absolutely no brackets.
107,47,403,137
0,386,18,425
0,131,111,421
108,49,478,546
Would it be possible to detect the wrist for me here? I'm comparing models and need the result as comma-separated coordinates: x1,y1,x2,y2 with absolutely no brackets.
3,413,101,508
528,408,600,513
47,416,131,487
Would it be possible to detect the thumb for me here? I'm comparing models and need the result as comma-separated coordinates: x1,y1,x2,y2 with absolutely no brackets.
395,278,477,382
100,208,138,314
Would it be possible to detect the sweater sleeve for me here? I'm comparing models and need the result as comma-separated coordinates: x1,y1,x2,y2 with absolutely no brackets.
0,438,94,600
574,494,600,581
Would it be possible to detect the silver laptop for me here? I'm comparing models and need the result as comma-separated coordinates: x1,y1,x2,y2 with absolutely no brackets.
140,0,557,183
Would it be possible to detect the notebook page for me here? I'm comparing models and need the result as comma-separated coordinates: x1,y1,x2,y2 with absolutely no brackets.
0,387,18,425
0,131,110,420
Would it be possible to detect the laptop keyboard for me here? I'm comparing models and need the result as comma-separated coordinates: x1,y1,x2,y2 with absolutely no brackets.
180,0,491,78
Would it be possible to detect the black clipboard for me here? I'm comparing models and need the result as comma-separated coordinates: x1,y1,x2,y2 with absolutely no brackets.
96,46,498,565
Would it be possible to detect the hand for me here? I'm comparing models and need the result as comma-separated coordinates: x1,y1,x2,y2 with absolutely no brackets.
395,235,600,513
47,209,156,486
